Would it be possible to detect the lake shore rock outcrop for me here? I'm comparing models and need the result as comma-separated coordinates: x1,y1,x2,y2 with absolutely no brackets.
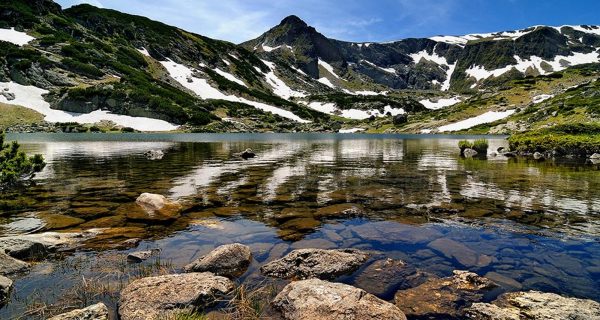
48,302,109,320
119,272,234,320
261,248,369,280
184,243,252,277
272,278,407,320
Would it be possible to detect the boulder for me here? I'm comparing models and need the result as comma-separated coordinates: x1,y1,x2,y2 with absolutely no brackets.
463,148,478,158
48,303,109,320
533,152,544,160
394,270,497,319
428,238,492,268
135,193,178,212
393,113,408,126
184,243,251,277
127,249,161,263
261,248,369,280
119,273,234,320
590,153,600,159
0,252,30,275
0,275,12,304
465,291,600,320
240,148,256,160
354,258,429,297
272,278,407,320
127,193,182,222
143,150,164,160
0,232,87,260
315,203,365,218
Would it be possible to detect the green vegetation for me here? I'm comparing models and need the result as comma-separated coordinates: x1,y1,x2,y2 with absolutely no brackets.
0,103,44,130
509,123,600,156
0,132,45,188
458,139,489,154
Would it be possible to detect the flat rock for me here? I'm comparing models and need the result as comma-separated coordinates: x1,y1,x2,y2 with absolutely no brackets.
272,278,407,320
395,270,497,319
119,272,234,320
465,291,600,320
48,302,109,320
354,258,430,297
0,275,12,304
127,249,160,263
428,238,493,268
123,193,182,222
0,232,86,259
184,243,251,277
261,248,369,280
315,203,365,218
0,252,30,275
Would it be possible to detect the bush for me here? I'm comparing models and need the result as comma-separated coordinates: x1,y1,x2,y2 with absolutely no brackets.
458,139,488,154
0,132,45,188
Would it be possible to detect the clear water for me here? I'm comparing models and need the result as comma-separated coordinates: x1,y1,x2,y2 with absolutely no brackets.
1,133,599,318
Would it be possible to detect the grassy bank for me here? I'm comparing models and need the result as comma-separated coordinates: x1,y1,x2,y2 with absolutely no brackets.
508,123,600,156
0,103,44,130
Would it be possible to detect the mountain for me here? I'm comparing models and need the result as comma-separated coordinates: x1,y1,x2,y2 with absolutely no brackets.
0,1,599,134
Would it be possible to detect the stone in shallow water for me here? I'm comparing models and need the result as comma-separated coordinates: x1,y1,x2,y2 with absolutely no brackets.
315,203,365,218
272,278,407,320
47,302,109,320
184,243,252,277
280,217,321,231
484,272,522,290
80,215,127,228
0,275,13,304
261,248,369,280
40,214,85,230
394,270,497,319
71,207,111,219
0,232,86,259
290,238,336,250
119,272,234,320
0,252,30,275
127,249,161,263
428,238,493,268
354,258,430,297
465,291,600,320
352,221,442,244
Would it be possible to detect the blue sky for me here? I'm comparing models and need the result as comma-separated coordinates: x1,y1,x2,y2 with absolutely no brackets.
55,0,600,43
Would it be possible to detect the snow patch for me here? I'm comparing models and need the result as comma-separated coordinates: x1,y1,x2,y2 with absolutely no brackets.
318,59,343,80
339,128,365,133
259,59,306,99
305,101,403,120
137,47,150,57
419,97,462,110
532,94,554,104
409,50,455,91
161,59,309,123
0,81,178,131
0,28,35,46
213,68,247,87
437,110,516,132
360,60,396,74
262,43,293,52
318,77,336,88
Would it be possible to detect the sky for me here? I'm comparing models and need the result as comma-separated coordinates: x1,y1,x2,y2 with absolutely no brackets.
55,0,600,44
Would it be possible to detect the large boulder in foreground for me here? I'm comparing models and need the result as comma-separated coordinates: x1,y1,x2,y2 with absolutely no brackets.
48,302,109,320
395,270,496,319
119,272,234,320
272,278,407,320
465,291,600,320
0,252,30,275
261,248,369,280
0,275,12,304
184,243,252,277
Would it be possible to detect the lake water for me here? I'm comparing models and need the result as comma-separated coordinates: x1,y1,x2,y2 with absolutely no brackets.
1,133,599,318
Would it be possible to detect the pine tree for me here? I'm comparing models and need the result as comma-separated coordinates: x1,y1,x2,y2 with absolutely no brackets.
0,132,45,188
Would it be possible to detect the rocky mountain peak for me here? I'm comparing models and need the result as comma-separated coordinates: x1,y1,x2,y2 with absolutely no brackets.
279,15,308,29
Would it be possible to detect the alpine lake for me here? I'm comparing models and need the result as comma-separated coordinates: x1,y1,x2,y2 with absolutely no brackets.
1,133,599,319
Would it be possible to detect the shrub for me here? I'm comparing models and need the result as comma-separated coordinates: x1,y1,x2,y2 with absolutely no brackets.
458,140,472,153
472,139,489,153
0,132,45,188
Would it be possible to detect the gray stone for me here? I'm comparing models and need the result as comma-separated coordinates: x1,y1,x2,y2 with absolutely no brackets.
127,249,160,263
261,248,369,280
0,232,87,259
272,278,407,320
0,252,30,275
465,291,600,320
48,303,109,320
184,243,251,277
0,275,12,304
144,150,164,160
533,152,544,160
354,258,430,297
464,148,478,158
395,270,497,318
119,272,234,320
590,153,600,159
428,238,492,268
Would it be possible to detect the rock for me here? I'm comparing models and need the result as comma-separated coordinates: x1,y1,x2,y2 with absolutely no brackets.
428,238,492,268
394,270,497,319
126,193,182,222
590,153,600,159
0,275,13,304
240,148,256,159
272,278,407,320
261,248,369,280
533,152,544,160
465,291,600,320
184,243,251,277
393,113,408,126
136,193,178,212
0,232,86,260
40,214,85,230
0,252,30,275
127,249,161,263
315,203,365,218
48,303,109,320
144,150,164,160
119,272,234,320
1,91,15,101
354,258,430,297
497,147,509,153
463,148,478,158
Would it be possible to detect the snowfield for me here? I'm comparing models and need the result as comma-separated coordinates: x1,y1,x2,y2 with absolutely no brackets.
339,128,365,133
0,81,178,131
259,60,306,99
410,50,455,91
437,110,516,132
161,59,310,123
213,68,247,87
318,77,336,88
305,101,404,120
360,60,396,74
0,28,35,46
318,59,343,80
532,94,554,104
419,97,462,110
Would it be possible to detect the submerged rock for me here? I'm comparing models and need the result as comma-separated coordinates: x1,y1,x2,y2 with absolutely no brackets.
184,243,252,277
240,148,256,160
465,291,600,320
261,248,369,280
127,249,161,263
119,273,234,320
48,302,109,320
272,278,407,320
0,275,13,304
463,148,479,158
354,258,430,297
394,270,497,319
428,238,493,268
0,232,87,260
144,150,164,160
125,193,182,222
315,203,365,218
0,252,30,275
